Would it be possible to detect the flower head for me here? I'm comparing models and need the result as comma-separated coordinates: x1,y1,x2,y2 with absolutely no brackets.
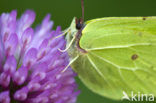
0,10,79,103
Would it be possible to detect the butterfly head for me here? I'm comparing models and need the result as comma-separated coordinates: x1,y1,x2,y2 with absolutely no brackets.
75,18,83,30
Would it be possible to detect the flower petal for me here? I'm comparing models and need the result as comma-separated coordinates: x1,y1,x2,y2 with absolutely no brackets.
13,66,28,85
21,27,34,49
0,72,10,87
4,33,18,56
14,87,28,101
17,10,35,37
0,91,10,103
23,48,37,68
3,56,17,75
0,10,17,42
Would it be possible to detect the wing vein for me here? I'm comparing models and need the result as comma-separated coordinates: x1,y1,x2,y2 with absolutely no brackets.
87,43,154,51
87,55,106,79
87,55,118,95
90,52,135,70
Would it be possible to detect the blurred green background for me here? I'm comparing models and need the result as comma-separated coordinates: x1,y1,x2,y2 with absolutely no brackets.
0,0,156,103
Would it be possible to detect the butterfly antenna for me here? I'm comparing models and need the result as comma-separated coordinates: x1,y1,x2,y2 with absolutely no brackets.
81,0,84,23
58,35,76,52
61,55,79,73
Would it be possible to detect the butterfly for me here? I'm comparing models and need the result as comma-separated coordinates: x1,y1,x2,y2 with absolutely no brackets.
58,0,156,100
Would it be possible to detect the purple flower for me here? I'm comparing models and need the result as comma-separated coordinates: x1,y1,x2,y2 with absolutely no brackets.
0,10,80,103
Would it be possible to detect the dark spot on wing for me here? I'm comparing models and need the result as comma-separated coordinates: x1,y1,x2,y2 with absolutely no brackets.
146,75,150,79
142,17,147,20
138,32,142,37
150,66,154,69
131,54,138,60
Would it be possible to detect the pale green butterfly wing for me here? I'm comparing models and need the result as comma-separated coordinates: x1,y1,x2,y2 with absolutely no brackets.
70,17,156,100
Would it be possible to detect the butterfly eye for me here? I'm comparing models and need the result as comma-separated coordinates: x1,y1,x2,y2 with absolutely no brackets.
75,18,83,30
76,22,83,30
